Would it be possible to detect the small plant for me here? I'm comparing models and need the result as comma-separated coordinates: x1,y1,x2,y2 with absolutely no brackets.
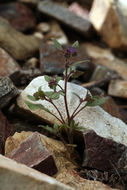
25,39,107,148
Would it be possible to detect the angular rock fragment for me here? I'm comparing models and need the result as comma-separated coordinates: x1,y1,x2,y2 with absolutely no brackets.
5,131,76,173
0,111,14,154
108,80,127,98
0,48,20,77
90,0,127,50
0,17,40,60
84,43,127,80
0,2,36,32
56,169,119,190
7,132,57,176
0,154,73,190
38,0,92,37
83,130,126,171
0,77,18,108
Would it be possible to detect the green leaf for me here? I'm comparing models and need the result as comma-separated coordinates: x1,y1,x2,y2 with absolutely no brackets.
27,95,37,101
85,97,107,107
56,77,62,83
44,75,51,82
24,100,51,113
45,91,60,100
72,60,86,67
38,86,45,99
72,41,79,49
52,38,63,50
39,125,54,133
58,90,65,96
71,71,84,79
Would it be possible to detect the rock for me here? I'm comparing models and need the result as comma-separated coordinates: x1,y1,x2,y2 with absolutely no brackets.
82,79,110,89
84,43,127,80
90,0,127,50
19,0,39,6
36,22,51,34
0,2,36,32
0,77,18,108
40,43,94,77
0,154,73,190
5,131,76,173
0,111,14,154
108,80,127,98
90,65,119,82
0,17,41,60
69,2,89,20
38,0,92,37
44,21,68,45
56,169,119,190
83,130,127,171
24,57,38,69
0,48,20,77
6,132,57,176
17,76,127,172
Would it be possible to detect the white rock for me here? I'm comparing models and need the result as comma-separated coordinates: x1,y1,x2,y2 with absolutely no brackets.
17,76,127,147
0,154,73,190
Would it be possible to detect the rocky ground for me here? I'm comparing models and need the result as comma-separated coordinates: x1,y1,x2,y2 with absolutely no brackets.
1,0,127,190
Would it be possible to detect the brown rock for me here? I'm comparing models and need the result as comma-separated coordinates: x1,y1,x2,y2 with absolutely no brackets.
7,132,57,176
56,169,119,190
0,17,41,60
0,2,36,32
0,48,20,77
108,80,127,98
90,0,127,50
38,0,92,37
84,43,127,80
5,131,76,173
0,111,14,154
83,130,126,172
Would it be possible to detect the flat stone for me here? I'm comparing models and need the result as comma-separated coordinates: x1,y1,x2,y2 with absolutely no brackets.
17,76,127,149
40,43,94,78
0,111,14,154
84,43,127,80
0,2,36,32
90,0,127,50
38,0,92,37
0,48,20,77
0,17,40,60
7,132,57,176
108,80,127,98
0,154,73,190
56,169,119,190
83,130,127,171
0,77,18,108
5,131,76,173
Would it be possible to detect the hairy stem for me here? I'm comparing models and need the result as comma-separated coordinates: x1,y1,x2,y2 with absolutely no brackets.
57,84,64,91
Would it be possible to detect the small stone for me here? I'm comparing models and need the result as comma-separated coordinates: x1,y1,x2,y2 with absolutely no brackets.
36,22,51,34
84,43,127,80
108,80,127,98
0,77,18,108
0,48,20,77
90,65,119,82
38,0,92,37
0,2,36,32
90,0,127,50
0,154,73,190
7,132,57,176
0,17,41,60
24,57,39,69
0,111,14,154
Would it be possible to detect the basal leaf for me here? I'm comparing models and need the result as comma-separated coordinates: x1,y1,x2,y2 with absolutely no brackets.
85,97,107,107
39,125,54,133
72,41,79,49
27,95,37,101
45,91,60,100
52,38,63,50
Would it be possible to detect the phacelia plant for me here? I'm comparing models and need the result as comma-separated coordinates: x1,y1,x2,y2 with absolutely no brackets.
25,39,106,148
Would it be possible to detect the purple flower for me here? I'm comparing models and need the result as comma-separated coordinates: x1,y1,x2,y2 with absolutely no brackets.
68,47,76,54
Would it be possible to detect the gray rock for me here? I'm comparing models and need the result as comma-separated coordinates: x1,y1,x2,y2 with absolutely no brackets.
38,0,92,37
0,77,18,108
